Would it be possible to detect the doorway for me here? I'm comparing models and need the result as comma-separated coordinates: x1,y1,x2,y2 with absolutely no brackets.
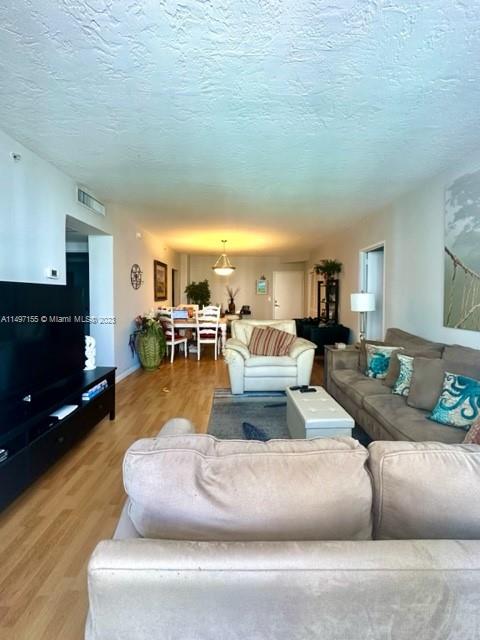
66,216,114,366
172,268,180,307
66,252,90,334
359,243,385,340
272,271,304,320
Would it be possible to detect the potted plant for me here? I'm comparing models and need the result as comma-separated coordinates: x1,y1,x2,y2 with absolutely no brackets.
314,259,343,282
184,280,211,307
131,312,166,371
226,286,240,314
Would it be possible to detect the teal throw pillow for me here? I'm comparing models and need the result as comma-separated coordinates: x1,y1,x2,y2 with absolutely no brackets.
392,354,414,397
430,372,480,429
366,344,401,380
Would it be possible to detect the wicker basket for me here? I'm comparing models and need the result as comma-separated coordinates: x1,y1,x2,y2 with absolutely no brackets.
135,333,165,371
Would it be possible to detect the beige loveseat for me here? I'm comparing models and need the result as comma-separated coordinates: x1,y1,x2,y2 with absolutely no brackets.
325,327,480,443
86,419,480,640
224,319,316,394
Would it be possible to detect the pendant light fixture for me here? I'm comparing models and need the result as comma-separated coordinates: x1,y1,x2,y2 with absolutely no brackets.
212,240,236,276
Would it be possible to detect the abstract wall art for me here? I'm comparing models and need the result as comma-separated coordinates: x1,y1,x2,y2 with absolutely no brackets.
444,170,480,332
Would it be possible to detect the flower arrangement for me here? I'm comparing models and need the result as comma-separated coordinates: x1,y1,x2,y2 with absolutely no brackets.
226,286,240,314
134,310,164,338
226,286,240,302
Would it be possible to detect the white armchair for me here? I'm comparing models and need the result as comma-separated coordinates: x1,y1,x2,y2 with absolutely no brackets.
225,320,316,394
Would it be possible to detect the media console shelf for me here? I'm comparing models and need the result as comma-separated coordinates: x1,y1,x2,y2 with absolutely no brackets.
0,366,116,512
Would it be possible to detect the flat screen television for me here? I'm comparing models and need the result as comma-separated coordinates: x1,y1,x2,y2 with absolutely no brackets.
0,281,86,404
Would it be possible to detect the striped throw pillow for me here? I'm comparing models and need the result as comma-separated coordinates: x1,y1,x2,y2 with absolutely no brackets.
249,326,296,357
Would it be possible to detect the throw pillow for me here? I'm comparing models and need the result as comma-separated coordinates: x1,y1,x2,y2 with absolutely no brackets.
430,372,480,429
365,344,402,380
249,326,296,357
463,419,480,444
392,354,414,396
359,339,387,373
407,357,446,411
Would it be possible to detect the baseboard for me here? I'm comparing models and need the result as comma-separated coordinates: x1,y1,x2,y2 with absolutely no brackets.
116,363,141,382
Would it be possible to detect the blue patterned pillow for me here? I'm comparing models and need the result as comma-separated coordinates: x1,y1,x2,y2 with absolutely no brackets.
430,372,480,429
366,344,401,379
392,354,414,396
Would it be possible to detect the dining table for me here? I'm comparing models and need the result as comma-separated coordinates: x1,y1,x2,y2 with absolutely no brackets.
173,317,228,353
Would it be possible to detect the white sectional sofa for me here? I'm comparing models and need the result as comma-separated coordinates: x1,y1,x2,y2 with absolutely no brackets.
86,419,480,640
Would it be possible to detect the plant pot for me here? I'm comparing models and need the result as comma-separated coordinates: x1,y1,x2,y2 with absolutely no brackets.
228,300,236,314
135,333,164,371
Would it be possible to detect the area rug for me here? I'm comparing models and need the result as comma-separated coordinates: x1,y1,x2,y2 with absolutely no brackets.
208,390,289,440
208,389,372,445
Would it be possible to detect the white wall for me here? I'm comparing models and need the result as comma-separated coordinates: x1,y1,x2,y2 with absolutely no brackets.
0,128,181,376
0,128,101,284
188,255,306,319
109,204,180,376
309,157,480,349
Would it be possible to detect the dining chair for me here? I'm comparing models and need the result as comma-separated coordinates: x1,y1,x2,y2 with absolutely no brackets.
196,305,221,360
158,307,188,363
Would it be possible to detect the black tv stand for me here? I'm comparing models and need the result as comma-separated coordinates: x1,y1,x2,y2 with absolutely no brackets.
0,366,116,512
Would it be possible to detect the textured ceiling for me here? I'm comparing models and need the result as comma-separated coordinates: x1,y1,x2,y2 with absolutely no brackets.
1,1,480,254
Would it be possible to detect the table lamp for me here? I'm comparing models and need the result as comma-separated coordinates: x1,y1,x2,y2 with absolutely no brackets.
350,292,375,341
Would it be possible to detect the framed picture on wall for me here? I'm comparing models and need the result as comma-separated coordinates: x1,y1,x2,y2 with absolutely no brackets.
154,260,168,301
256,278,268,295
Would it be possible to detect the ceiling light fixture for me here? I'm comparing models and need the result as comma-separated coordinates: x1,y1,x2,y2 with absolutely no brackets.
212,240,236,277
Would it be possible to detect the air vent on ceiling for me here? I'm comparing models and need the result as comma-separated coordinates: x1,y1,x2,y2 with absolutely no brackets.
77,187,106,216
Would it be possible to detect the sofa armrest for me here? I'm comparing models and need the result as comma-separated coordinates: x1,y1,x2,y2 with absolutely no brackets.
157,417,196,436
225,338,250,360
288,337,316,359
324,345,360,394
325,345,359,371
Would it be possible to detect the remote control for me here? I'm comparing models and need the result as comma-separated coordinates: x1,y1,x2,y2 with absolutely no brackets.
300,387,317,393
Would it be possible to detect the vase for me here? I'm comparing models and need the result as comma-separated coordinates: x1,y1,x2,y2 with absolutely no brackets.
136,333,164,371
228,300,236,314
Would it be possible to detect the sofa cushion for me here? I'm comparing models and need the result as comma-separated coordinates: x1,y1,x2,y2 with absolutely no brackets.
407,357,446,411
383,348,442,388
331,369,391,406
124,434,373,542
442,344,480,379
369,441,480,539
363,394,465,443
244,355,297,378
249,326,296,357
430,372,480,429
384,328,444,353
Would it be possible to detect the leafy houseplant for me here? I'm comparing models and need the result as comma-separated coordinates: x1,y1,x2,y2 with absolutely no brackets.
226,286,240,314
314,259,343,282
184,280,211,307
132,312,166,371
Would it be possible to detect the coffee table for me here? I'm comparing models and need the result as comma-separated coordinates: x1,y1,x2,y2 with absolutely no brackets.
286,386,354,439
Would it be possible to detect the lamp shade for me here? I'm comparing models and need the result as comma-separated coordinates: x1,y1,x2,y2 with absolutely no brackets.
350,292,375,312
212,240,235,276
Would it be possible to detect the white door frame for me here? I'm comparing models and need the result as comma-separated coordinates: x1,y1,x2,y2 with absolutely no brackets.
359,241,386,340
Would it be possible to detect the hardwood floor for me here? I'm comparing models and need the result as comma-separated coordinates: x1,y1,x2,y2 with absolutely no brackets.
0,354,324,639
